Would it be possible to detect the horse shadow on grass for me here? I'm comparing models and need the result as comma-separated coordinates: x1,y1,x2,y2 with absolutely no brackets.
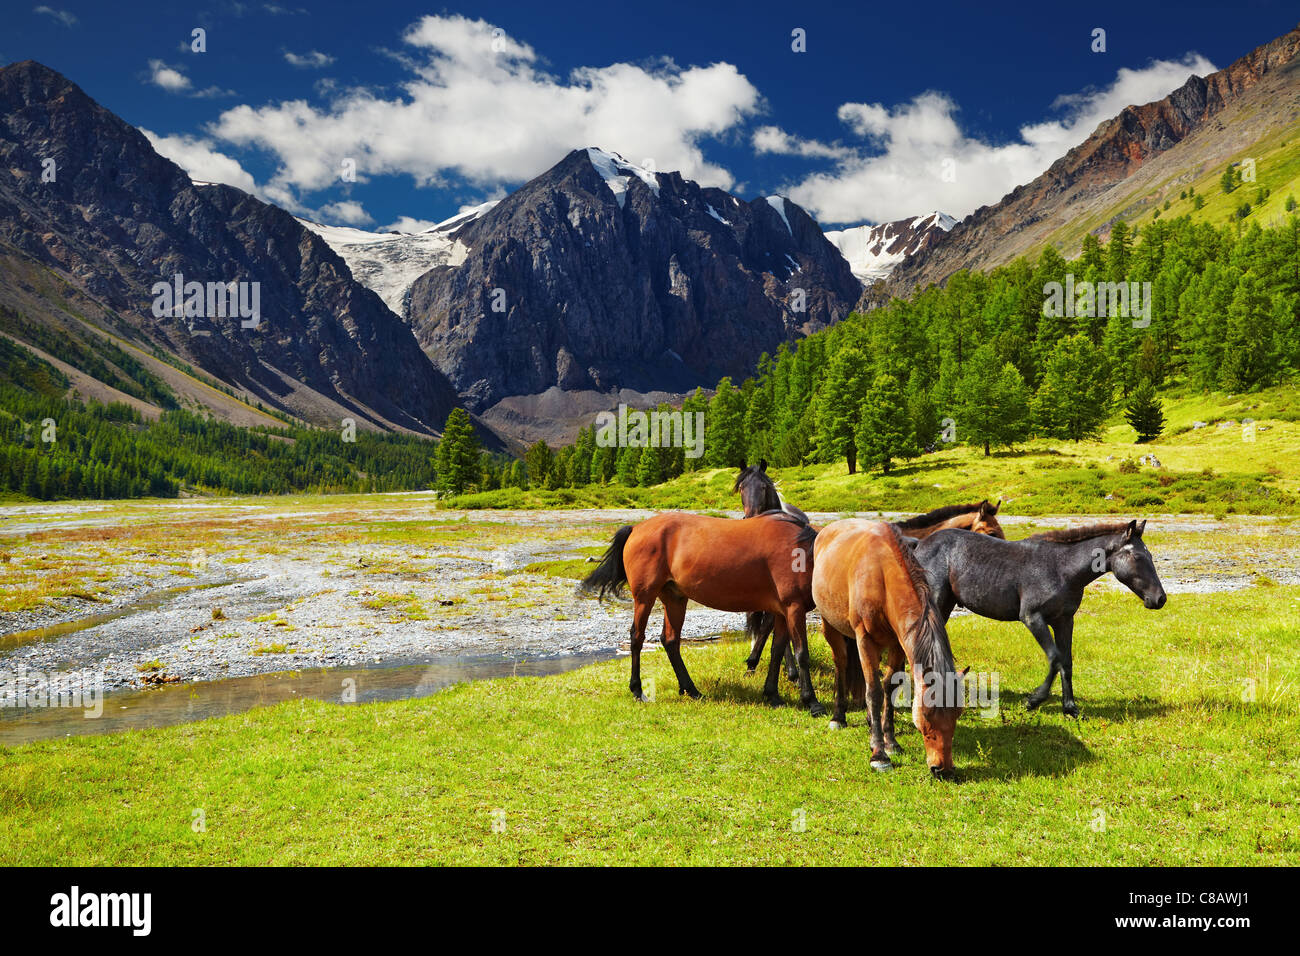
954,691,1176,782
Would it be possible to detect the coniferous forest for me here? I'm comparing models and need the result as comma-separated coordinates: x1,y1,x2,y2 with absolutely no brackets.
515,212,1300,490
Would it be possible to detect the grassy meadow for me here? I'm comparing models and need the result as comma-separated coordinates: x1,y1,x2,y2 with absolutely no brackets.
1,582,1297,865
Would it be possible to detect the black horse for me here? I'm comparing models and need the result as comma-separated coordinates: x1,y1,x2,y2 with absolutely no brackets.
734,460,808,680
734,459,810,524
913,520,1167,716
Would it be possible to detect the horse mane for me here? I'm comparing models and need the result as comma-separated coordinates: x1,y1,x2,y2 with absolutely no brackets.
893,501,983,531
760,509,818,549
1029,521,1130,544
882,523,955,679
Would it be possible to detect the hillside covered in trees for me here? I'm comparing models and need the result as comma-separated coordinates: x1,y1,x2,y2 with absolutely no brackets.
512,209,1300,491
0,335,443,499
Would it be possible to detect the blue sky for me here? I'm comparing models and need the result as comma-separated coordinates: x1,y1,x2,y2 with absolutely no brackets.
6,1,1298,229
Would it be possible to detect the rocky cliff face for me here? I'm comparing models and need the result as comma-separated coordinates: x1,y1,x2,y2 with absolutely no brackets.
886,24,1300,296
0,60,461,434
404,148,861,411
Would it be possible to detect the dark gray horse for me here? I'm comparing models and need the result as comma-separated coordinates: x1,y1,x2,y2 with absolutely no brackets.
734,460,808,680
913,520,1167,716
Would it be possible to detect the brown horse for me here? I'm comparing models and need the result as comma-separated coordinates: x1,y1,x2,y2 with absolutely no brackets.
894,499,1005,541
812,519,966,779
580,511,825,715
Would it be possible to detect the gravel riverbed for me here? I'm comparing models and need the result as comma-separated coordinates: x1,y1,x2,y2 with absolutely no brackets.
2,503,1298,702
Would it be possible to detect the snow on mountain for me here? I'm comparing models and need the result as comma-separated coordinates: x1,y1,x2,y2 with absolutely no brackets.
824,211,956,284
765,195,793,234
585,147,661,208
297,201,498,317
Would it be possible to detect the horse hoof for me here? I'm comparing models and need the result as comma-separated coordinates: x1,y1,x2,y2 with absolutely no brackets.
809,704,826,718
1063,703,1080,718
744,667,758,676
828,720,845,731
1025,696,1045,711
763,696,782,708
683,689,703,700
886,743,904,755
870,759,892,772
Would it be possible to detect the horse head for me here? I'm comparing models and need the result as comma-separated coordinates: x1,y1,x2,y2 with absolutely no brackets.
733,460,781,517
968,498,1005,539
1108,519,1166,610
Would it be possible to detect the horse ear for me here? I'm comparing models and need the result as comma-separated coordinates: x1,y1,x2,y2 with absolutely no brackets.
991,499,1001,514
1137,519,1147,536
960,665,970,676
1125,519,1138,539
759,459,768,472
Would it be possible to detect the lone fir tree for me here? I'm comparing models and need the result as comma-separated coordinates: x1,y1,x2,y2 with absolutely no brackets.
1124,380,1165,443
435,407,480,494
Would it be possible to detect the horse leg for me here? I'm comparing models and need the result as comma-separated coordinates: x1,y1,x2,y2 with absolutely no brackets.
787,607,825,718
628,596,655,702
1052,616,1079,718
661,594,701,699
882,642,906,755
744,614,770,674
846,634,867,710
762,617,791,707
1021,611,1062,710
822,619,849,729
856,635,890,770
784,642,799,684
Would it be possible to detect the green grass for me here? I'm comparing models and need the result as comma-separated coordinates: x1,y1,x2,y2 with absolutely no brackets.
2,583,1296,865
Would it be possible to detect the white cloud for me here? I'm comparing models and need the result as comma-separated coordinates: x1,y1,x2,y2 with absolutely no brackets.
384,216,439,233
33,6,76,27
206,15,762,207
142,129,259,193
752,125,851,161
146,60,234,98
143,128,365,222
317,200,373,225
765,53,1217,226
148,59,192,93
284,50,335,69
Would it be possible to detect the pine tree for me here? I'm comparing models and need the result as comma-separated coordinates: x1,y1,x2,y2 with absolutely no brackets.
855,373,910,474
435,407,479,495
523,440,555,487
1124,380,1165,443
1033,334,1112,441
812,347,869,473
705,378,747,468
954,346,1031,456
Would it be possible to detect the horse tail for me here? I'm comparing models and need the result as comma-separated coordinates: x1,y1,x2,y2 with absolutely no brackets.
578,525,634,601
745,611,773,641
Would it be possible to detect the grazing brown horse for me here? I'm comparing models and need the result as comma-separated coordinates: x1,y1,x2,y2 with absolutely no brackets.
580,511,825,715
812,519,966,779
895,499,1005,541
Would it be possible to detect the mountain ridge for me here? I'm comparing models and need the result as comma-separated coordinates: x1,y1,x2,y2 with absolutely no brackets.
0,59,465,438
886,23,1300,295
